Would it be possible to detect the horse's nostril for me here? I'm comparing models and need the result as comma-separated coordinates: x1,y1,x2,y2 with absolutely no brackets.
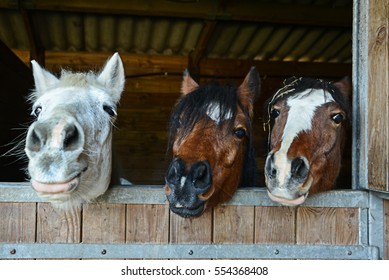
265,154,277,179
191,161,211,192
63,124,80,150
291,157,309,180
26,124,46,152
166,158,185,187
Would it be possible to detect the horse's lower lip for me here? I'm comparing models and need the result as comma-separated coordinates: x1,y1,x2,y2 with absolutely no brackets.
31,173,81,194
267,191,308,206
170,204,205,218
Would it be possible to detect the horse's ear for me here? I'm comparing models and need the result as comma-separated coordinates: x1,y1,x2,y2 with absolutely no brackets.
238,67,261,117
31,60,59,98
181,69,199,96
97,52,125,104
333,76,352,102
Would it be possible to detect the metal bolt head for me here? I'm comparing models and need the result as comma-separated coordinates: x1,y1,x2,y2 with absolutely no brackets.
10,249,16,255
101,249,107,255
188,250,194,255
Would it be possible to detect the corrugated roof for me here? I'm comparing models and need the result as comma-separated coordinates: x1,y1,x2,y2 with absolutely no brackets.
0,0,352,68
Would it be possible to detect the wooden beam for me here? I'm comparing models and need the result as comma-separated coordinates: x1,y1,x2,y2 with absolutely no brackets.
20,9,45,65
200,58,352,78
12,50,351,79
188,20,217,82
13,0,351,27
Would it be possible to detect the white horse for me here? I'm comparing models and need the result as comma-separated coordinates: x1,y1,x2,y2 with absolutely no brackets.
25,53,125,210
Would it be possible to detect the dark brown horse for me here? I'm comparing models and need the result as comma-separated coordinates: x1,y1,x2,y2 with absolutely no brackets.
165,68,260,217
264,77,351,206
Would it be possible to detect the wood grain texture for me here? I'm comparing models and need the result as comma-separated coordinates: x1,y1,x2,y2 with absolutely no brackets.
296,207,358,245
126,204,169,243
36,203,81,243
367,0,389,191
0,202,36,242
254,206,296,244
170,209,212,243
384,200,389,260
213,205,254,243
82,203,126,243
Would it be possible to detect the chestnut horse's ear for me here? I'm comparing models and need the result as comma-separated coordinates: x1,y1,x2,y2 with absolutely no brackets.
181,69,199,96
333,76,352,102
238,67,261,117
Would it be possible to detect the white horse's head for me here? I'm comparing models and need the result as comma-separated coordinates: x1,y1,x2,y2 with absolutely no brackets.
25,53,125,210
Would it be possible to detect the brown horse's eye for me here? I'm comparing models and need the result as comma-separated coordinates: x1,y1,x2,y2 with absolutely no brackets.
234,127,246,139
332,113,344,124
270,108,280,119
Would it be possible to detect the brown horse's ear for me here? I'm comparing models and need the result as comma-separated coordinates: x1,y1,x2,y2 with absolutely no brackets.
333,76,352,102
238,67,261,117
181,69,199,96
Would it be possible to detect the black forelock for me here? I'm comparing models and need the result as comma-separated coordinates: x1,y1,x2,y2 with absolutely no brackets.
168,82,240,150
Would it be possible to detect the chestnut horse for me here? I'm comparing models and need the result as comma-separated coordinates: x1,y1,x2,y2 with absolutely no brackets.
165,68,260,218
264,77,351,206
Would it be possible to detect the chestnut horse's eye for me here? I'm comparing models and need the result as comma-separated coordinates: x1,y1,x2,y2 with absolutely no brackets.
103,105,117,117
270,108,280,119
233,127,246,139
332,113,344,124
32,106,42,118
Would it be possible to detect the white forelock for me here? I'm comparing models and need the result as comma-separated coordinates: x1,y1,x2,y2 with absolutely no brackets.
206,102,233,124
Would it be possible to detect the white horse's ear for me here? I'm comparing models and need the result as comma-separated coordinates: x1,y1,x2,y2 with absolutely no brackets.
31,60,59,98
97,53,125,104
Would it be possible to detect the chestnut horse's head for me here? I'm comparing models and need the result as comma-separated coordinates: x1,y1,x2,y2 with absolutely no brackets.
264,77,351,206
165,68,260,218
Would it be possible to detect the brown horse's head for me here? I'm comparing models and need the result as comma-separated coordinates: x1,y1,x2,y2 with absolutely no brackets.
264,77,351,206
165,68,260,218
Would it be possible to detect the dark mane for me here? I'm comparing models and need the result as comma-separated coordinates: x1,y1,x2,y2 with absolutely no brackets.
264,77,351,127
168,82,257,187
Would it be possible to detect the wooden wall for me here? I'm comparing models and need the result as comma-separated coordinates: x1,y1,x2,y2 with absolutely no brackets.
0,203,360,246
0,191,363,259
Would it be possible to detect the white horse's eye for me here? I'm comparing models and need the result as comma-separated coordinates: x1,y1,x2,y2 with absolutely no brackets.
103,105,117,117
33,106,42,118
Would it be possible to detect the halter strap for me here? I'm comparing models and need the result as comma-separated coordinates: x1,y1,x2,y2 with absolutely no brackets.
263,76,302,133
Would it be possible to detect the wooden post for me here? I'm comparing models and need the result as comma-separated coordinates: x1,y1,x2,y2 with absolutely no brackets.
367,0,389,192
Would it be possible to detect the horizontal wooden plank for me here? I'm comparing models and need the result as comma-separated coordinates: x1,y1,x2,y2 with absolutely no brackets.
0,184,370,208
13,50,351,79
8,0,352,27
200,58,352,78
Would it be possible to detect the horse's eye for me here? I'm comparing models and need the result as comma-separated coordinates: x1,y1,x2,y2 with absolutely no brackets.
332,113,344,124
233,127,246,139
270,108,280,119
32,106,42,118
103,105,117,117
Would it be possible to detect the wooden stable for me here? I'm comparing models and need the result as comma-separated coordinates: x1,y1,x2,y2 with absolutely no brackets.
0,0,388,259
0,183,383,259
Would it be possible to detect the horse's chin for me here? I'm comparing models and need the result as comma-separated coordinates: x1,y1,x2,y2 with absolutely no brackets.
267,191,308,206
169,203,205,218
31,174,81,194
